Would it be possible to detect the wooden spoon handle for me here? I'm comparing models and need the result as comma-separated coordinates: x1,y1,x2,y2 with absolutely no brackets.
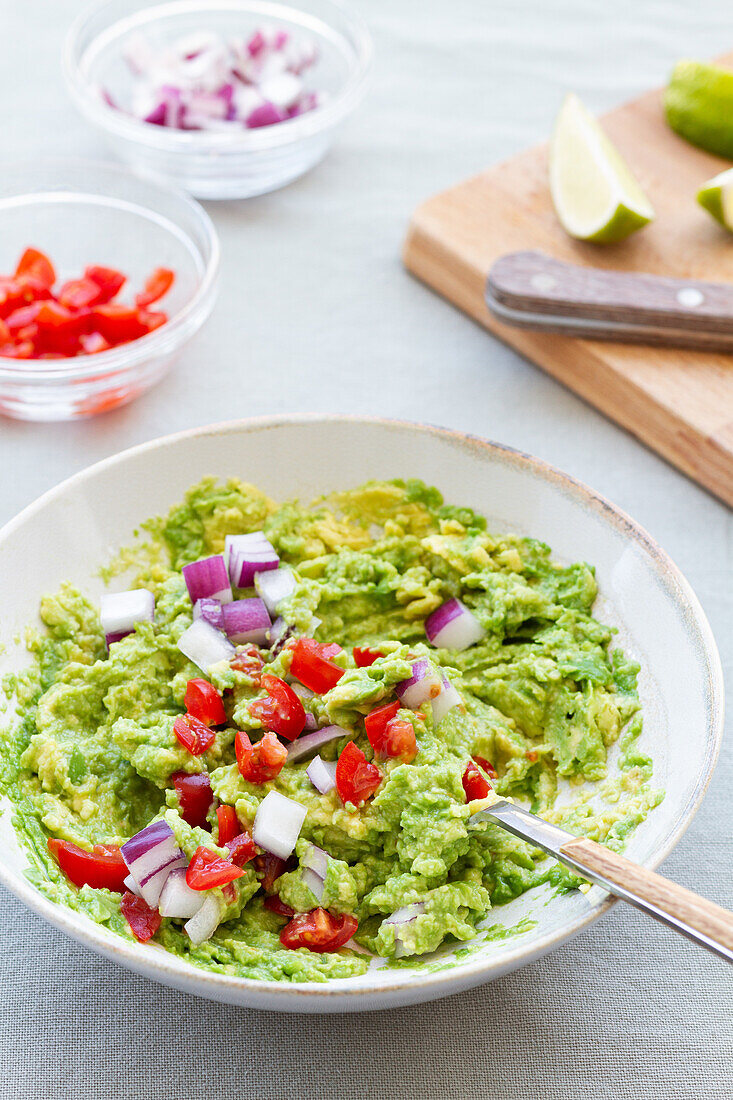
561,837,733,960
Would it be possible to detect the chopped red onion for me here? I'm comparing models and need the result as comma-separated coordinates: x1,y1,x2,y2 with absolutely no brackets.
254,567,296,615
185,893,222,945
306,755,337,793
123,873,142,897
383,902,426,958
425,598,485,651
252,790,306,859
100,588,154,640
178,619,235,671
431,675,463,726
285,725,350,763
302,867,325,902
182,554,233,605
193,597,224,630
266,616,292,653
290,682,314,702
221,597,271,645
158,867,205,919
226,532,279,588
105,631,129,648
303,713,319,732
302,843,329,880
121,821,187,908
247,101,288,127
395,658,443,709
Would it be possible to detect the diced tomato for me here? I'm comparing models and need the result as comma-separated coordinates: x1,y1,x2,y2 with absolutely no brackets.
47,838,128,893
171,771,213,829
15,248,55,288
0,340,33,359
184,678,227,726
235,729,288,784
121,890,161,943
186,845,244,890
253,851,289,892
264,894,295,918
335,741,382,807
79,332,111,354
58,277,103,311
462,759,491,802
85,265,126,303
280,908,358,953
0,319,9,344
248,674,306,741
289,638,345,694
380,718,418,762
364,700,400,752
135,267,174,308
173,713,216,755
216,804,240,846
226,832,257,867
353,646,380,667
138,309,167,333
230,644,264,683
473,756,498,780
6,303,42,331
92,304,148,344
15,274,53,303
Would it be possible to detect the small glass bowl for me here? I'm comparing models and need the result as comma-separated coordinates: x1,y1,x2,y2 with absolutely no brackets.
0,161,219,421
63,0,373,200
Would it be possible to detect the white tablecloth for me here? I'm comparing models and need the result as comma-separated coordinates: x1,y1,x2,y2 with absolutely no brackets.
0,1,730,1096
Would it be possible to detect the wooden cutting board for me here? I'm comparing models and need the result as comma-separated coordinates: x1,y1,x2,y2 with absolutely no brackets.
403,63,733,508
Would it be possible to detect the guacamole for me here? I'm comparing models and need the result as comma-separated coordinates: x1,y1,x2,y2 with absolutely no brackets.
0,478,662,982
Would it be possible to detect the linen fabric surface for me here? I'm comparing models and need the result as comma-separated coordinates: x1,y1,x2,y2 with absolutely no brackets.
0,1,731,1097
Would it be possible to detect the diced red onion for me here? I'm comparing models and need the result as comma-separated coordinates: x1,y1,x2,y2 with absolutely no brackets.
302,867,325,902
252,790,306,859
193,597,224,630
121,821,187,908
185,893,222,945
123,873,142,897
100,588,154,640
395,658,443,709
290,682,314,702
105,631,129,648
303,713,318,732
158,867,205,919
182,555,232,605
178,619,235,671
286,725,350,763
247,101,288,128
306,755,337,793
225,532,279,588
266,616,292,653
383,902,426,958
425,598,485,651
431,675,463,726
254,567,296,615
302,843,329,880
221,597,271,645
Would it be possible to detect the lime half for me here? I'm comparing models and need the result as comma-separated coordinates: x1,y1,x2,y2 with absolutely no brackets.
665,60,733,159
550,93,655,243
698,167,733,230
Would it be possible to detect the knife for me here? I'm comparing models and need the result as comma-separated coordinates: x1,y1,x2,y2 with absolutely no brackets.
470,799,733,962
485,250,733,350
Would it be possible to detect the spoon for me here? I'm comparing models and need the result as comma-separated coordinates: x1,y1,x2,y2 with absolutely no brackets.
469,800,733,962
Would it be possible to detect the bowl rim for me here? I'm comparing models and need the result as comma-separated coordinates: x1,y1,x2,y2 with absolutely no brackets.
0,157,220,382
0,414,724,1007
63,0,373,152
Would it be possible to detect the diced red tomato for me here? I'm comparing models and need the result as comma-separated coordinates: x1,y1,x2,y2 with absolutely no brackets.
248,675,306,741
289,638,345,694
0,340,33,358
184,678,227,726
47,838,128,893
226,832,257,867
364,700,400,752
173,713,216,755
79,332,111,354
138,309,167,332
58,277,103,311
135,267,175,308
335,741,382,807
280,908,358,953
235,729,288,784
230,644,264,683
92,304,148,344
473,756,498,780
84,265,126,302
171,771,213,829
186,845,244,890
216,805,240,846
264,894,295,917
462,759,491,802
353,646,380,667
380,718,418,762
121,890,161,943
6,303,42,331
253,851,289,892
15,248,55,288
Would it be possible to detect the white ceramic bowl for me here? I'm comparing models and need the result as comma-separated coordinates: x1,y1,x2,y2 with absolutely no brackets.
0,417,723,1011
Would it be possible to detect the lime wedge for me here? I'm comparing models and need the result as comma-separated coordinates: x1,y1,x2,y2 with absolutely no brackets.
549,93,655,243
697,167,733,230
665,60,733,159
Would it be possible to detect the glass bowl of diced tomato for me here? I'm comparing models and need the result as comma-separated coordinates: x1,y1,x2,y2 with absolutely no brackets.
0,160,219,420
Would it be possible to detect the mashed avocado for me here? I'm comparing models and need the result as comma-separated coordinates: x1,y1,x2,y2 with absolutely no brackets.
0,478,662,983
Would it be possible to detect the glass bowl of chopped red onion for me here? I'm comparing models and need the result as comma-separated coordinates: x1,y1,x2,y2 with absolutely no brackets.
0,160,219,421
64,0,372,199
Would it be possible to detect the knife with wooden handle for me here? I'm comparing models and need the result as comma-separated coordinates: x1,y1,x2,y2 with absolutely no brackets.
485,250,733,350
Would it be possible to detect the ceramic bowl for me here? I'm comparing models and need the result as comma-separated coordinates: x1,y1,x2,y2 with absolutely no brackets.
0,417,723,1011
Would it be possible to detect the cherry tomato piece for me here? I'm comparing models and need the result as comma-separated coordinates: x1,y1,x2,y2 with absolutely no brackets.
353,646,380,667
289,638,345,694
57,277,103,311
84,265,126,302
91,304,149,344
173,714,216,755
186,846,244,890
226,832,257,867
472,756,498,780
253,852,290,892
216,805,240,846
264,894,295,918
47,838,128,893
121,890,161,943
230,645,264,684
235,729,288,784
364,700,400,753
335,741,382,807
380,718,418,762
171,771,214,829
184,678,227,726
15,248,55,288
280,908,358,953
135,267,175,308
248,675,306,741
462,760,491,802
